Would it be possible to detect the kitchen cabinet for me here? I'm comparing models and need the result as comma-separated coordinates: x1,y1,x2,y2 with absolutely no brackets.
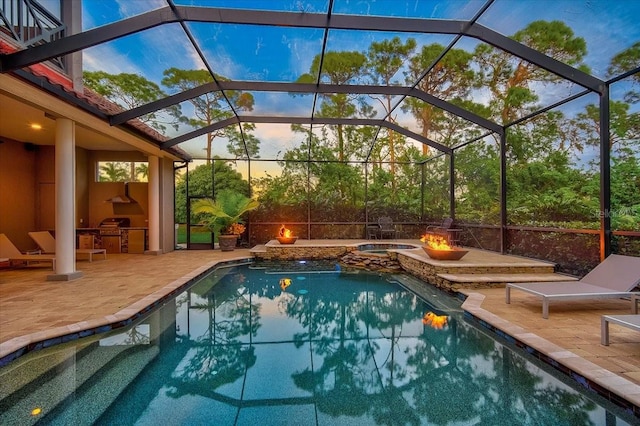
128,229,145,254
78,234,94,249
102,236,121,254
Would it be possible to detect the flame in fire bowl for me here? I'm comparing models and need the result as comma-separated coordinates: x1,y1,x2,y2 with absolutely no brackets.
420,232,468,260
277,225,298,244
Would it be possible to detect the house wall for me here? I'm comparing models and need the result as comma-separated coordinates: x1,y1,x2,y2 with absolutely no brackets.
35,145,55,232
87,151,149,228
76,147,90,228
0,139,39,251
0,141,178,253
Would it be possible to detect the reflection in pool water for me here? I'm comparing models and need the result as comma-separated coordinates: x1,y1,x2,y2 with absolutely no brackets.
0,263,634,425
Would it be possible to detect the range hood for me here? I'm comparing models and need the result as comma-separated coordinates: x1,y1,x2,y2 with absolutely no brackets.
106,182,136,204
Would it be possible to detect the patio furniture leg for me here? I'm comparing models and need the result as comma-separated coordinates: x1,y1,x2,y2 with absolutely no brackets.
601,316,610,345
505,286,511,304
542,298,549,319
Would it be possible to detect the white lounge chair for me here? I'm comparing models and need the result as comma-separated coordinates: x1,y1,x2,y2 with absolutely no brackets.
0,233,56,270
28,231,106,262
506,254,640,319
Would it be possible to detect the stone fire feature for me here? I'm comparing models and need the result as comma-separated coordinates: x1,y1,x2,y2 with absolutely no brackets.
253,240,350,260
250,240,561,291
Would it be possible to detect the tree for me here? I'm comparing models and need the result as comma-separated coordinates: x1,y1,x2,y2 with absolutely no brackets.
568,100,640,156
296,51,368,161
608,41,640,103
174,160,250,223
192,190,259,236
135,163,148,181
403,43,477,155
99,161,130,182
474,20,589,125
83,71,181,133
365,36,416,190
162,68,258,162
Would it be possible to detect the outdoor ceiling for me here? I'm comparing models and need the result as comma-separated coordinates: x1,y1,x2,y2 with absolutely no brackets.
1,0,638,162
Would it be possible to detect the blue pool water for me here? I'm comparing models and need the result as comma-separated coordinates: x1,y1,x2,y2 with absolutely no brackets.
0,262,635,425
356,243,418,253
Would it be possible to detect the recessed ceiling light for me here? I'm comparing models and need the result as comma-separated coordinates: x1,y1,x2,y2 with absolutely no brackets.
30,123,42,130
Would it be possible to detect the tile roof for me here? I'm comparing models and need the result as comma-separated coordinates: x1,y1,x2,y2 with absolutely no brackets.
0,37,189,160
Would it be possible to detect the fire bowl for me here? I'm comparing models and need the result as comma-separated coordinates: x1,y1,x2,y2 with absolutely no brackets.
276,236,298,244
423,246,469,261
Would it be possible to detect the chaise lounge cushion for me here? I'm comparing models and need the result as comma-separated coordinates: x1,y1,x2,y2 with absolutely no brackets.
0,233,56,270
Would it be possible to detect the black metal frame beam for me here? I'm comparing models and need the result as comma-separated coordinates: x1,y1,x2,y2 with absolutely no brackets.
1,6,603,92
111,80,502,134
160,115,451,154
599,86,612,259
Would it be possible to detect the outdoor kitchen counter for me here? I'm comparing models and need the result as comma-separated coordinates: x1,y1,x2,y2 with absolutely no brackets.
75,228,148,253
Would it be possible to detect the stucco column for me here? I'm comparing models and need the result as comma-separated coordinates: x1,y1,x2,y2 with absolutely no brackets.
146,155,161,255
49,118,82,281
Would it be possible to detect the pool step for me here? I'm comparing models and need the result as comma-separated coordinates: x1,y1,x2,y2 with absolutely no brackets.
436,272,577,288
0,341,150,425
43,344,159,424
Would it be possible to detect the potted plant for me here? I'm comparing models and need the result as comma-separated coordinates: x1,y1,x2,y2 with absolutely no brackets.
192,190,260,251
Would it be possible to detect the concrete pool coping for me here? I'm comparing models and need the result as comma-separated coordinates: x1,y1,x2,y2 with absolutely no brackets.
461,292,640,417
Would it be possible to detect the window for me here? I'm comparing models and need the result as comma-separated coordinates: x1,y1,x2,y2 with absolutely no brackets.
96,161,148,182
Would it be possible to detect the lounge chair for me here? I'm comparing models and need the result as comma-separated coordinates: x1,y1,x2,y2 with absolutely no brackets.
601,314,640,345
426,217,454,235
425,218,461,245
377,217,396,239
28,231,106,262
506,254,640,319
0,233,56,270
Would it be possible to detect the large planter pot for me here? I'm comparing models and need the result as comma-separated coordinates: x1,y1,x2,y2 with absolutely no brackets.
218,234,239,251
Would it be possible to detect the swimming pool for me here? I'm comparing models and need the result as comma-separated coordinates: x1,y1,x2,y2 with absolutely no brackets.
0,262,635,425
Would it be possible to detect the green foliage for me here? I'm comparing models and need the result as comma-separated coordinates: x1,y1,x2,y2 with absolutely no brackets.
175,160,250,224
83,71,181,133
192,190,259,235
161,68,258,160
608,41,640,103
99,162,130,182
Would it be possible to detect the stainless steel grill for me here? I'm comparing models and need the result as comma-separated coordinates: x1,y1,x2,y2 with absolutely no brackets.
99,217,130,235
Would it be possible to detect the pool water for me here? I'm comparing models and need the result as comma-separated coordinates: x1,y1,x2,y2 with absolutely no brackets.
0,262,635,425
356,243,418,253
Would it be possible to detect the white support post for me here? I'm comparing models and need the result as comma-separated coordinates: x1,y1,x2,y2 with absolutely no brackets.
146,155,161,254
49,118,82,281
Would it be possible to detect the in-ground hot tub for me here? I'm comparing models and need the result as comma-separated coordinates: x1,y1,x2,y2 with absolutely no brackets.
356,243,420,254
